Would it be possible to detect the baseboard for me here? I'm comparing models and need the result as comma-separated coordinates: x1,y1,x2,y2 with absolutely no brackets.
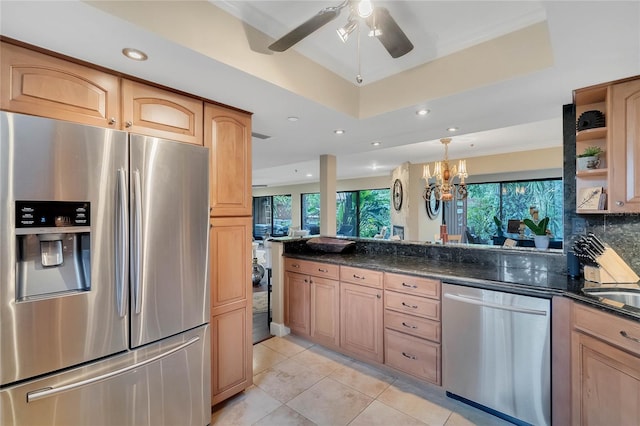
269,322,290,337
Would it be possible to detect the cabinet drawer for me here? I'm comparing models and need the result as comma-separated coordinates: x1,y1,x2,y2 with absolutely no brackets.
384,273,440,299
340,266,383,288
385,329,440,384
284,258,339,280
574,303,640,356
384,310,440,342
385,291,440,320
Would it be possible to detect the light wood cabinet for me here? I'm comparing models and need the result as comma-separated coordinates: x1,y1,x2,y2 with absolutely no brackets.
571,303,640,425
209,216,252,405
610,78,640,212
121,79,203,145
0,41,120,128
384,273,441,385
204,104,252,217
340,267,384,363
211,306,251,405
573,76,640,213
284,259,339,348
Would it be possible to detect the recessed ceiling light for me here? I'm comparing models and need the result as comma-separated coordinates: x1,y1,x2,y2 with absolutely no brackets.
371,141,381,146
416,109,430,116
122,48,148,61
334,129,345,135
287,116,299,122
447,127,459,132
306,173,313,178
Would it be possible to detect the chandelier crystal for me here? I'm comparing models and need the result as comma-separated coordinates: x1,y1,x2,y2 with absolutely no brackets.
422,138,469,202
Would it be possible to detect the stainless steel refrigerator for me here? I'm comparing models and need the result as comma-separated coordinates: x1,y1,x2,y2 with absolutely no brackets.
0,112,211,425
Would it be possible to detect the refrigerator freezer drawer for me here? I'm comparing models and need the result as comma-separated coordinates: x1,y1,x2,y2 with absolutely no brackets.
0,325,211,426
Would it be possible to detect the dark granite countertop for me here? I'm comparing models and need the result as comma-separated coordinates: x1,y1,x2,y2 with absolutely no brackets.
283,251,640,322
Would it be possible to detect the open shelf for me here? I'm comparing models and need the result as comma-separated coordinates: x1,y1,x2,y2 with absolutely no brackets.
576,127,607,142
576,168,608,178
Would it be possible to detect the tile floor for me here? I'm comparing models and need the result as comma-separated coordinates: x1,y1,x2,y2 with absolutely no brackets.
211,335,511,426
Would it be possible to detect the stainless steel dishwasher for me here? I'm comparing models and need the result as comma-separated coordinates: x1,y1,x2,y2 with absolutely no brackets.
442,283,550,426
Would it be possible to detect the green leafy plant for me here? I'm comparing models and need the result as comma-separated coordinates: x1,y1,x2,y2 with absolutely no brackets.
493,216,504,237
577,146,603,158
523,217,550,236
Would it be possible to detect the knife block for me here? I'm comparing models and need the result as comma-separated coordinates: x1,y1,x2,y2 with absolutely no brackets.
585,247,640,283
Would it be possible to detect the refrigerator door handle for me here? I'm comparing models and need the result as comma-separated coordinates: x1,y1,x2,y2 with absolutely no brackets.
443,293,548,316
116,168,128,318
26,336,200,403
133,169,143,314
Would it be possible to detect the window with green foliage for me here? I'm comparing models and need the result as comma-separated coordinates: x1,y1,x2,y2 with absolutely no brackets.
252,195,292,239
301,189,391,238
301,193,320,234
466,179,563,243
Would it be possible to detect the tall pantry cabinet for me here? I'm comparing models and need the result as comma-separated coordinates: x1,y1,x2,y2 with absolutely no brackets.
204,104,253,405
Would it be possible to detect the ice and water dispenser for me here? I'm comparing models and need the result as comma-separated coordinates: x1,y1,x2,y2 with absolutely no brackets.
15,201,91,300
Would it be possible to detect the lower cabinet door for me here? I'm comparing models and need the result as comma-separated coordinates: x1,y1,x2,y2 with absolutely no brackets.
310,277,340,348
211,307,251,405
285,271,311,336
385,329,440,385
340,282,383,363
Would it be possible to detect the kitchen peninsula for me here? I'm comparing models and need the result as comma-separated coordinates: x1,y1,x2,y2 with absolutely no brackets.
270,236,640,426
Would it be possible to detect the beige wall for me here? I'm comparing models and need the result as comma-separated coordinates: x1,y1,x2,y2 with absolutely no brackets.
253,147,563,241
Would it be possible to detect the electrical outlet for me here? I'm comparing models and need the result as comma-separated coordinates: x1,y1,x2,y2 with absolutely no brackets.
572,217,586,234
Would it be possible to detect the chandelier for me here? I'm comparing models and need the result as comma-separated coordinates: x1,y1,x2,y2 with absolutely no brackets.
422,138,469,202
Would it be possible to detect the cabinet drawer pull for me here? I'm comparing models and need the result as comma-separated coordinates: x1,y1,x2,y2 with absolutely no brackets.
401,302,418,309
125,120,133,128
402,282,418,289
292,264,300,268
402,322,417,329
377,294,381,299
304,279,308,283
402,352,416,360
318,268,328,273
620,330,640,343
353,274,365,280
108,117,116,125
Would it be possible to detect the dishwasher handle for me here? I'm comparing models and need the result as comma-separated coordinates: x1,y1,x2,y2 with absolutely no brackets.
444,293,548,316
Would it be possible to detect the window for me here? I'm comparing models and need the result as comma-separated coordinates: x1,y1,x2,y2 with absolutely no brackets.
252,195,292,239
301,189,390,238
337,189,391,238
301,193,320,235
465,179,563,243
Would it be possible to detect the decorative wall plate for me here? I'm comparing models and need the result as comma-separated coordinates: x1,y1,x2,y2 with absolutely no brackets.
393,179,403,211
425,186,441,219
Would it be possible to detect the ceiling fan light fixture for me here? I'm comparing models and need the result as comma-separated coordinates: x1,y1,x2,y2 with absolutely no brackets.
357,0,374,18
337,19,358,43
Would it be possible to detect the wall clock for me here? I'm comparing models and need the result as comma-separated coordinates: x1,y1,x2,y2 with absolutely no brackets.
425,186,441,219
393,179,403,211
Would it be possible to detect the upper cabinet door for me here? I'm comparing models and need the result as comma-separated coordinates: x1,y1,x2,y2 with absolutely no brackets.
121,79,203,145
0,42,120,128
610,78,640,212
204,103,252,217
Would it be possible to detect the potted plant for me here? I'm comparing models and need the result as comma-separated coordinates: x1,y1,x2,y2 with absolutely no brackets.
523,217,550,250
577,146,603,170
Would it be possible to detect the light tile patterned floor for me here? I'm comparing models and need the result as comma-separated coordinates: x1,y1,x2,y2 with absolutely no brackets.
212,335,511,426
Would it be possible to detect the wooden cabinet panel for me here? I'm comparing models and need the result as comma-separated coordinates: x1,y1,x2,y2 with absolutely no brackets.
384,272,440,300
340,282,383,363
384,310,440,342
121,79,203,145
1,42,119,128
209,217,251,314
310,277,340,348
610,78,640,212
340,265,383,288
284,258,339,280
204,104,252,217
284,271,311,336
384,290,440,320
573,303,640,355
211,307,252,405
385,329,440,384
571,331,640,425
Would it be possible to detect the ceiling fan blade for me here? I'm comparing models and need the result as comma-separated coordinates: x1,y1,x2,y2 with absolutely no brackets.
269,7,343,52
366,7,413,58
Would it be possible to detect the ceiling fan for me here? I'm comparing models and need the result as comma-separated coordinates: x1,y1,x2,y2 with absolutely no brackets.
268,0,414,59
